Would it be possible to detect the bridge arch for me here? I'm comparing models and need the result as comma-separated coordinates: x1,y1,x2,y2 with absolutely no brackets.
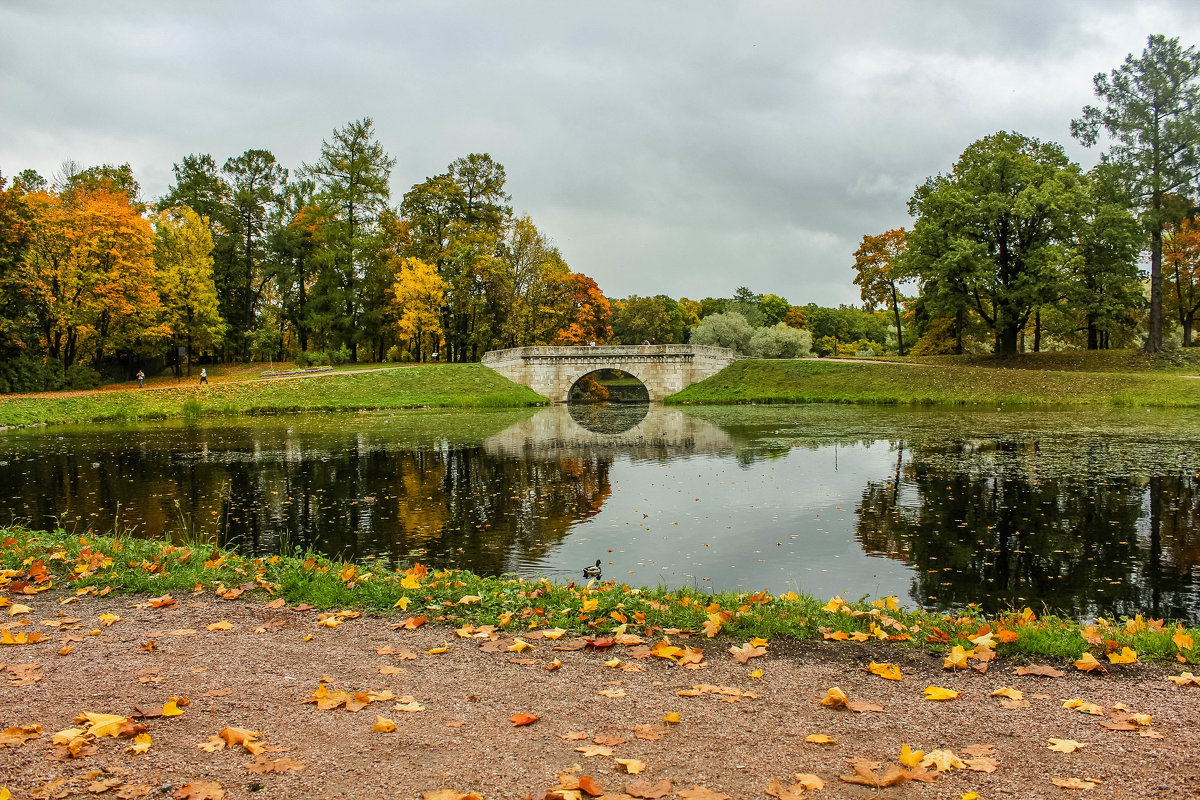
566,367,652,404
481,345,740,403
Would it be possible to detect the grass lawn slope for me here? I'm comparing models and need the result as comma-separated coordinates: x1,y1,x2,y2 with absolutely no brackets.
0,364,546,427
666,357,1200,407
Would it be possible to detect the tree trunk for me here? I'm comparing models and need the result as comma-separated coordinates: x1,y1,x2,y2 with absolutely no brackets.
889,281,905,356
1087,318,1099,350
996,321,1020,357
1146,226,1163,352
1033,309,1041,353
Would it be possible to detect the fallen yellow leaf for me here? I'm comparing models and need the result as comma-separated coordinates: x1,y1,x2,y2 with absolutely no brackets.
924,686,959,701
371,715,397,732
1048,738,1085,753
899,743,923,767
1073,652,1103,672
206,621,233,631
127,733,151,754
1107,646,1137,664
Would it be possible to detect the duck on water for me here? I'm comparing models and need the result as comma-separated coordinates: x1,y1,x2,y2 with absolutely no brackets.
583,559,602,579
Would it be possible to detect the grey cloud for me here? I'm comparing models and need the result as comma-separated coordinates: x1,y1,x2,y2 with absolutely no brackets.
4,1,1200,304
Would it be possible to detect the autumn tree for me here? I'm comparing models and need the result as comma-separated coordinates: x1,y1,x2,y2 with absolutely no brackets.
24,185,161,370
1164,219,1200,345
852,228,910,355
905,132,1088,356
554,274,612,345
154,206,224,375
390,257,444,362
1072,34,1200,352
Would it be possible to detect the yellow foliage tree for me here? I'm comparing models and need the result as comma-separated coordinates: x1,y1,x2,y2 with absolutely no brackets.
154,206,225,375
390,257,444,361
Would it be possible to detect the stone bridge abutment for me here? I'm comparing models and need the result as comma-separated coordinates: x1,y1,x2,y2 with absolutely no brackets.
480,345,739,403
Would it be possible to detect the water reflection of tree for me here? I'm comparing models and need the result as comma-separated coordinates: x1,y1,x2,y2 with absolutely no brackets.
220,445,612,576
855,443,1200,622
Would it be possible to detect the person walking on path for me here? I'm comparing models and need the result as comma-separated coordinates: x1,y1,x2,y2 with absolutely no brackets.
199,368,208,385
136,370,144,388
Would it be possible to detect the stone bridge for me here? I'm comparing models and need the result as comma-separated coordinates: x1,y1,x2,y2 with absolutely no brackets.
480,345,740,403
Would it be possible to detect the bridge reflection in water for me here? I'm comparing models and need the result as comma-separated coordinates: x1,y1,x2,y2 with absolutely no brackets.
0,406,1197,621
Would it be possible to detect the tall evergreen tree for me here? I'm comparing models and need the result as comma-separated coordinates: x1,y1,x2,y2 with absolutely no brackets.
303,118,395,360
1071,34,1200,352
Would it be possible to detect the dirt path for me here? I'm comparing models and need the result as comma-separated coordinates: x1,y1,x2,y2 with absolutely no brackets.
3,365,419,402
1,592,1195,800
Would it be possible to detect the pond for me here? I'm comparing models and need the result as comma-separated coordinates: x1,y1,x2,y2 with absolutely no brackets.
1,404,1197,623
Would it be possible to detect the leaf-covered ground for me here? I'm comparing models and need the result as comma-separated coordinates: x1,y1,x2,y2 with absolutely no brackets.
2,590,1198,800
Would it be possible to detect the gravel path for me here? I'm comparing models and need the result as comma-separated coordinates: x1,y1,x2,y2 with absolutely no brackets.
1,593,1196,800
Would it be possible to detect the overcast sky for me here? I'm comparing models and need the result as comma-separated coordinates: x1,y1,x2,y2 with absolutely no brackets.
4,2,1200,306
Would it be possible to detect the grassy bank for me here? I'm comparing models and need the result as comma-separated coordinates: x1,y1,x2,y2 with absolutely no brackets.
666,358,1200,407
1,527,1194,666
0,364,546,427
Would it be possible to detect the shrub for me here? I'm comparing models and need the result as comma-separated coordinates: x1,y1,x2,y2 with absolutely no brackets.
689,312,754,353
385,345,402,363
748,323,812,358
64,364,101,390
330,345,352,365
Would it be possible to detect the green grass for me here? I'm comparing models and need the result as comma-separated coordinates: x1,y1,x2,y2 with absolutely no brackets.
0,364,547,427
666,357,1200,407
872,348,1200,374
2,526,1195,666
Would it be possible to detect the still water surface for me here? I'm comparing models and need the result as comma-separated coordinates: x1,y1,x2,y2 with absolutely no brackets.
1,404,1197,622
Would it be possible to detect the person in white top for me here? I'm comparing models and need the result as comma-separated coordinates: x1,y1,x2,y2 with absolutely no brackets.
199,368,208,385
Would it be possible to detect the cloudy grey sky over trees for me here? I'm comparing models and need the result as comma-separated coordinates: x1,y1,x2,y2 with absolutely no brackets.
4,1,1200,306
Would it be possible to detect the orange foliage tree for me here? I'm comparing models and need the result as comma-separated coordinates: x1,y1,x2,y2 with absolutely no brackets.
1164,219,1200,346
553,273,612,345
24,186,163,368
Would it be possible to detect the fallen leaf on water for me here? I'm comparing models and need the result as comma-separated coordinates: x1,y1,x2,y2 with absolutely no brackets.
1015,664,1064,678
1048,738,1085,753
510,713,539,727
1051,777,1102,790
243,756,305,773
924,686,959,701
371,716,396,732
